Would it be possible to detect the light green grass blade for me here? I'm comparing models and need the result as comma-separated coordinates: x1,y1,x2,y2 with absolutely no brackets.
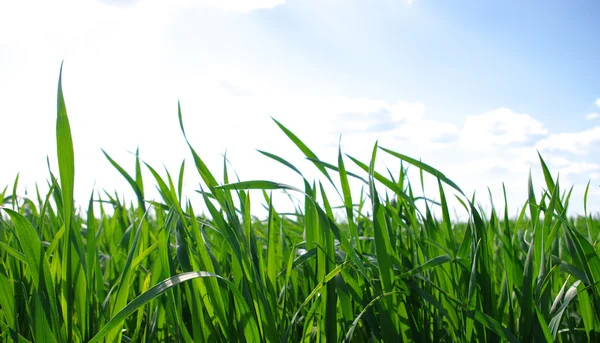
272,118,338,190
102,149,145,211
217,180,303,193
346,154,421,213
2,209,61,342
56,62,76,343
337,146,361,253
379,146,465,197
0,271,15,329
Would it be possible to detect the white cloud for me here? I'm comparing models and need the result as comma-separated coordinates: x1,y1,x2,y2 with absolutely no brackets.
507,146,540,166
446,158,509,176
596,98,600,107
586,113,600,120
328,99,460,149
460,108,548,151
393,119,459,146
536,126,600,155
554,161,600,178
549,156,571,167
407,0,414,4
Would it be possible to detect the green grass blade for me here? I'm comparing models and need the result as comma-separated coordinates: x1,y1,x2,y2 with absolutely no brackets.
88,272,260,343
2,209,62,342
102,149,145,211
272,118,337,190
379,146,465,197
56,62,76,343
217,180,303,193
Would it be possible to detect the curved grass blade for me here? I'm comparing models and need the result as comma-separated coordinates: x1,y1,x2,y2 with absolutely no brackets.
272,118,338,190
257,150,305,177
466,310,520,343
217,180,303,193
87,272,260,343
346,153,422,216
379,146,465,197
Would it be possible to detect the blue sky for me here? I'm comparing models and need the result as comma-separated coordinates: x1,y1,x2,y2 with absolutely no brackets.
1,0,599,217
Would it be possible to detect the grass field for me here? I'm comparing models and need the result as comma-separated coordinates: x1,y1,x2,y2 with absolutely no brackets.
1,69,600,342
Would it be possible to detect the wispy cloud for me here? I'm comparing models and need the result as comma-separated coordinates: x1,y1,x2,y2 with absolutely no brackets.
330,99,459,148
459,108,548,151
536,126,600,155
587,113,600,120
596,98,600,107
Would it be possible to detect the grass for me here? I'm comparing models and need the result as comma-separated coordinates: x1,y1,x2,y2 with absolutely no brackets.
1,67,600,342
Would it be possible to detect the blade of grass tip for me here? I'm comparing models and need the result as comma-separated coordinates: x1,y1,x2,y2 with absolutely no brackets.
257,150,303,177
584,180,590,214
538,179,560,295
584,180,593,242
0,185,7,204
144,163,178,207
538,152,565,214
56,62,75,343
345,153,422,217
134,147,144,201
102,149,145,211
306,157,369,185
338,145,361,253
379,146,466,197
271,118,338,190
217,180,303,194
177,160,185,204
222,150,229,186
419,160,425,192
177,101,220,192
11,173,18,209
